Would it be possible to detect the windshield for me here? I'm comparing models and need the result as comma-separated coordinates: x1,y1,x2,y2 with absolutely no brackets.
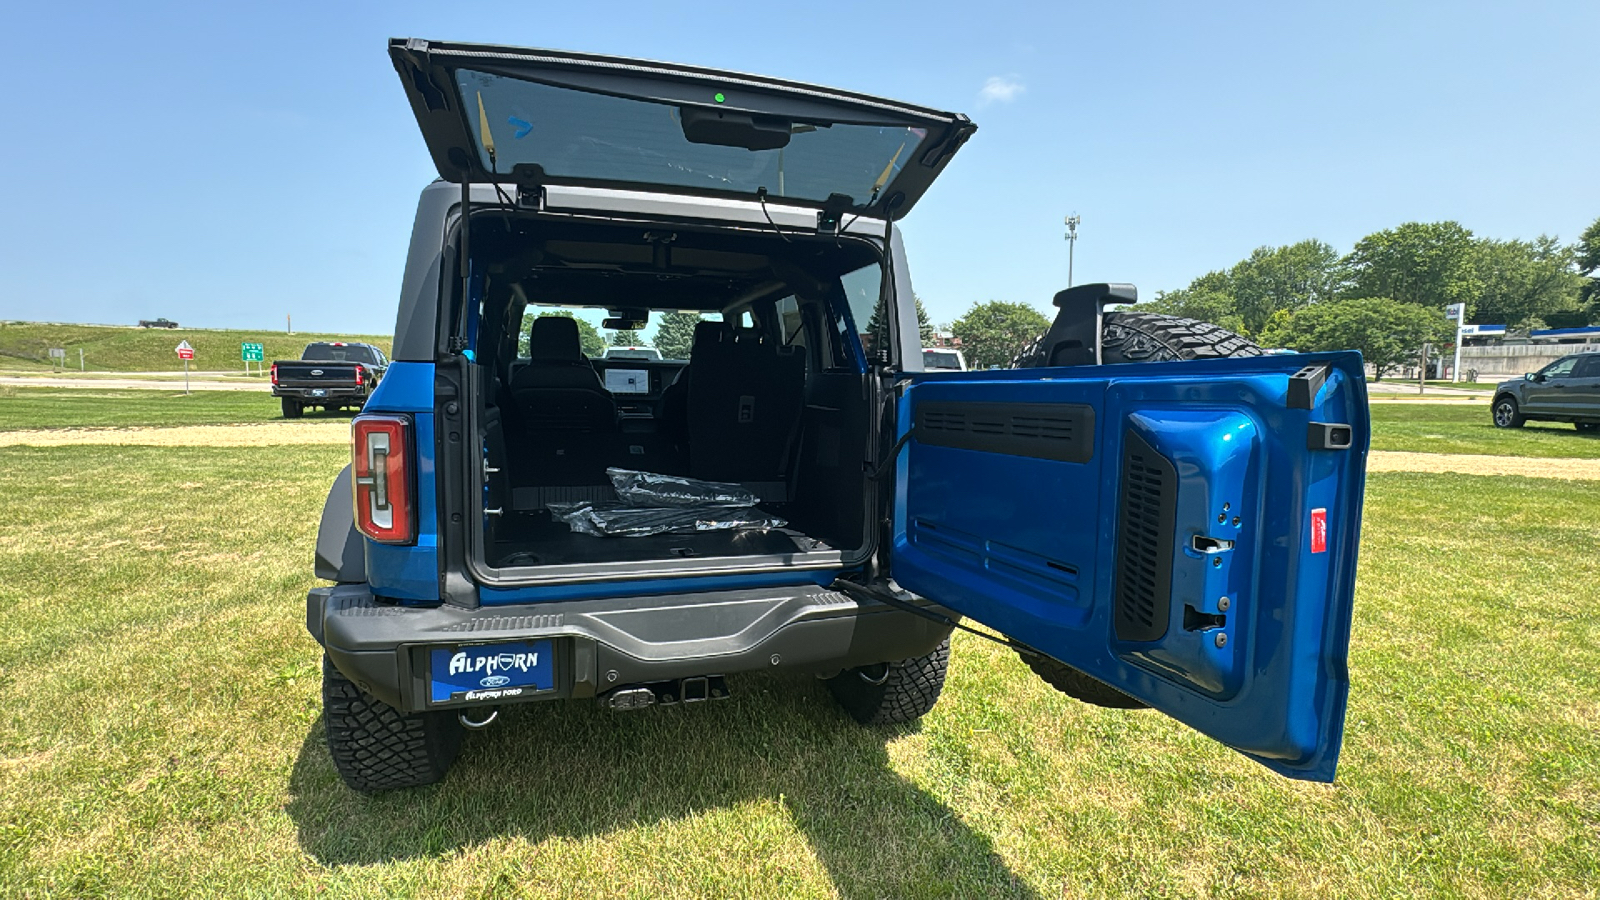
458,70,931,206
923,350,963,370
303,344,377,364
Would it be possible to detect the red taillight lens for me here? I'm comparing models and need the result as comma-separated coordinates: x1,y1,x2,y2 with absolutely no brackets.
270,363,278,386
354,364,365,386
351,415,414,544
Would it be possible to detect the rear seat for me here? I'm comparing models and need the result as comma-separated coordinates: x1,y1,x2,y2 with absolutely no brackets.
686,324,805,497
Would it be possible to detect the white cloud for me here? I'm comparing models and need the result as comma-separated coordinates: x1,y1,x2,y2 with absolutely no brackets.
977,75,1025,106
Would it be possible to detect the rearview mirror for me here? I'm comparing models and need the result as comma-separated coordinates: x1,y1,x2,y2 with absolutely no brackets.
680,107,792,151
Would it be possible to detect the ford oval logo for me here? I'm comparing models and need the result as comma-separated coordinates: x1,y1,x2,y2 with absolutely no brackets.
479,675,511,688
310,369,323,375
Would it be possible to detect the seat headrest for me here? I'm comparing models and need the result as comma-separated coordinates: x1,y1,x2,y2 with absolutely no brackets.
529,316,584,361
692,320,730,350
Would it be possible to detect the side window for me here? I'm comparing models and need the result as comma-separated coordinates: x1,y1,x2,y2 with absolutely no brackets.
775,296,805,349
739,309,754,329
839,263,884,356
1573,355,1600,378
1543,357,1580,379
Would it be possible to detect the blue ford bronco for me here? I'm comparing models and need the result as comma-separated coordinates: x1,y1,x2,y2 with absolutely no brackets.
306,38,1371,792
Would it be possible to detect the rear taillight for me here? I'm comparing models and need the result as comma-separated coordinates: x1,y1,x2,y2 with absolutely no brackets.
351,415,414,544
354,364,365,386
270,363,278,386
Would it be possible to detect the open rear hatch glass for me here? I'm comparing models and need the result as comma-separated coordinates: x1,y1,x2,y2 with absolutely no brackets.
390,38,975,218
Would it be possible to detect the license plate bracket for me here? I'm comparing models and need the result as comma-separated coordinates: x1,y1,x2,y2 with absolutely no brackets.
427,639,554,704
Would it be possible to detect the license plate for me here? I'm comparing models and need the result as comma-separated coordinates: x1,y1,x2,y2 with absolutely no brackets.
309,389,326,397
428,640,554,704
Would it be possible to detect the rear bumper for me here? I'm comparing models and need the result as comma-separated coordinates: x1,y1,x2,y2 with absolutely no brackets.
274,386,366,400
308,582,954,712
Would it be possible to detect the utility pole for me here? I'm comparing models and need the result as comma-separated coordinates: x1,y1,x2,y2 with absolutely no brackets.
1064,214,1081,287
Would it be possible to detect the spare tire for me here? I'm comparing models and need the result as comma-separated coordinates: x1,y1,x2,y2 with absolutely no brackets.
1012,309,1262,709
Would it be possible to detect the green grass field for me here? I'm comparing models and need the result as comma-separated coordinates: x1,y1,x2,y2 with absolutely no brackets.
0,387,331,431
0,321,391,374
1368,402,1600,457
0,441,1597,896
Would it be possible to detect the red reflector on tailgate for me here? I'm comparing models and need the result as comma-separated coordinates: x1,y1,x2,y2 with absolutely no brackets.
352,414,414,544
1310,508,1327,554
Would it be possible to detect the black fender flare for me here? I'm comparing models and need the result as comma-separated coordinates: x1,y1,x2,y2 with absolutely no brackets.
314,465,365,583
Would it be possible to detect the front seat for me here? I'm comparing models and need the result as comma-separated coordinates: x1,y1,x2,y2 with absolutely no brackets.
508,317,617,483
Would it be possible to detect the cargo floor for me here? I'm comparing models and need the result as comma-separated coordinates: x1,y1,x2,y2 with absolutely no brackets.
488,514,816,568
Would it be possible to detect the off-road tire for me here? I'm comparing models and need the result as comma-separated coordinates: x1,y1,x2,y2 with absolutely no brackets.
282,398,303,419
827,639,950,725
1013,310,1264,368
1019,653,1146,709
322,656,463,792
1492,396,1524,429
1010,309,1263,708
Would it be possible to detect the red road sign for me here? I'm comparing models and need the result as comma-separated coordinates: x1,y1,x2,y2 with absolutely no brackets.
177,348,194,360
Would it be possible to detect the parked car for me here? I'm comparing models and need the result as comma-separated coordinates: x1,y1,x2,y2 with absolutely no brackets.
602,346,663,361
271,341,388,418
138,317,179,328
1491,352,1600,431
921,348,967,371
305,37,1370,792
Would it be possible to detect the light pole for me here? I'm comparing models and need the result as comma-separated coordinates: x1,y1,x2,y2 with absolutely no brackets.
1064,214,1081,287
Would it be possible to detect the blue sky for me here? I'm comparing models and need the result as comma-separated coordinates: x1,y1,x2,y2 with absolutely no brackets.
1,1,1595,336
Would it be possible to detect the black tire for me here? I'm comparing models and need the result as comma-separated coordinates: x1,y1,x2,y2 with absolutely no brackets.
827,639,950,725
322,656,463,792
1492,396,1524,429
1576,422,1599,433
1013,310,1264,368
282,398,303,419
1019,652,1147,709
1011,309,1263,708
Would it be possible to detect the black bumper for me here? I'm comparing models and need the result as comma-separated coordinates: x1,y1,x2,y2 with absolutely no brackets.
307,583,954,712
274,386,365,400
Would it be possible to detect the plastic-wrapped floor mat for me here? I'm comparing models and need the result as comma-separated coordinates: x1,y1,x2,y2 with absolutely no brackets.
549,499,787,538
606,468,759,508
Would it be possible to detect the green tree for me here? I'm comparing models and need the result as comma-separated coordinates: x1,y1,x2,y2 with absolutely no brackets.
652,311,700,359
1145,240,1339,337
1258,297,1451,380
1576,215,1600,307
1229,239,1342,333
950,300,1052,369
1146,273,1245,335
608,329,646,347
1471,235,1583,328
1340,222,1480,312
519,310,605,357
865,295,935,348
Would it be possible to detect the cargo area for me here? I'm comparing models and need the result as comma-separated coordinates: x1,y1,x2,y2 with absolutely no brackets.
459,214,888,576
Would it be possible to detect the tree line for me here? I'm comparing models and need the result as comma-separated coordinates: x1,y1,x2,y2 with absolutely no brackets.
1143,217,1600,377
941,216,1600,376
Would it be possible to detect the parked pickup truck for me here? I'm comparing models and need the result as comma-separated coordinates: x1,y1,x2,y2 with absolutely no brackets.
271,341,388,418
138,318,179,328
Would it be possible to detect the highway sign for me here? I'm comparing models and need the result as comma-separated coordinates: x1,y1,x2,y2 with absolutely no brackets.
241,342,264,362
176,340,195,361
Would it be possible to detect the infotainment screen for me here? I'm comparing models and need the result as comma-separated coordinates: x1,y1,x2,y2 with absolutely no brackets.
604,369,650,394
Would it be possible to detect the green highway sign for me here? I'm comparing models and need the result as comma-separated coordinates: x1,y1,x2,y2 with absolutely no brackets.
241,342,264,362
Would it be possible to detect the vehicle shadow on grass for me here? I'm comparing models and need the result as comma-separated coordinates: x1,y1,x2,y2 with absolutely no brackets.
285,671,1040,898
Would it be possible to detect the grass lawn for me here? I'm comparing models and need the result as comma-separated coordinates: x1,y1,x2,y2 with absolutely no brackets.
0,387,345,431
0,445,1595,897
0,321,390,374
1369,402,1600,458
